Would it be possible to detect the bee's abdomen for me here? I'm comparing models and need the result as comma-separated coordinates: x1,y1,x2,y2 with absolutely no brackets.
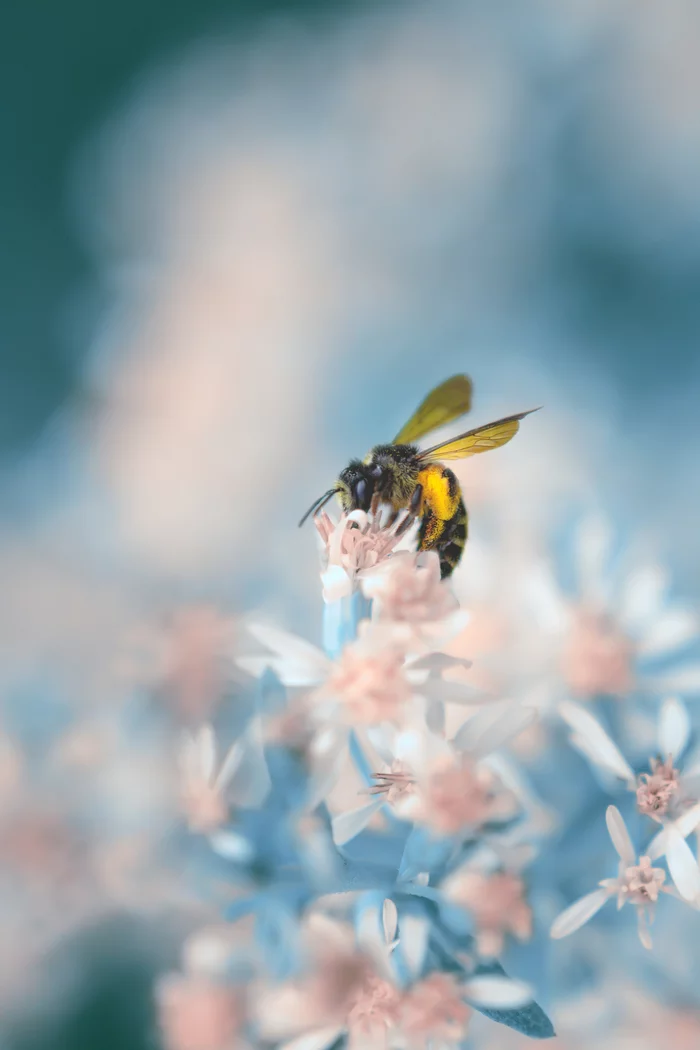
415,465,468,578
438,498,468,578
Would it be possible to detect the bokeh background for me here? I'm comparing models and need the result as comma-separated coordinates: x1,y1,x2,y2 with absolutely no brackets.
2,0,700,1047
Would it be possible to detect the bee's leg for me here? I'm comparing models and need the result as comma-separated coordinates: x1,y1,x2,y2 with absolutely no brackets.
393,484,423,538
409,483,423,517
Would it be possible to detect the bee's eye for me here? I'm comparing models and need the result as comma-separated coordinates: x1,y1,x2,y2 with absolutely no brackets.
354,478,367,505
369,463,383,478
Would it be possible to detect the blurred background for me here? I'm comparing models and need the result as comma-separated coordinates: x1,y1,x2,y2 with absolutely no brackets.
2,0,700,1047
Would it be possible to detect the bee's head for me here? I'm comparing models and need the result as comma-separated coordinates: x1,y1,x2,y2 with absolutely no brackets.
338,460,383,512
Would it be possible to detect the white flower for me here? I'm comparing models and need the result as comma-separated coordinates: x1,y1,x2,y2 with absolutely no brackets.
559,697,700,824
178,721,270,836
331,700,536,846
362,551,469,650
517,514,700,711
550,806,695,949
315,509,418,604
236,623,481,810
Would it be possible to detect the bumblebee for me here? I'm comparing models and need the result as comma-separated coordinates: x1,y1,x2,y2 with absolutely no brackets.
299,376,539,578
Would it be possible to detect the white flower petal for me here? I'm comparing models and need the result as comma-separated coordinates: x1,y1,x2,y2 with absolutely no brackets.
196,724,217,783
658,697,691,761
221,718,271,807
647,803,700,860
236,656,322,686
519,562,570,634
645,665,700,698
209,830,254,863
637,909,653,950
550,888,609,939
246,623,331,681
638,610,698,658
398,913,429,977
606,806,636,865
382,898,398,943
452,702,536,759
331,799,384,847
559,702,635,782
321,565,353,603
665,828,700,902
306,729,348,810
463,975,534,1009
279,1027,346,1050
575,514,613,605
618,564,667,632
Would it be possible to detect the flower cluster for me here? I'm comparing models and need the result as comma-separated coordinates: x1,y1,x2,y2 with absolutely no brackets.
152,507,700,1049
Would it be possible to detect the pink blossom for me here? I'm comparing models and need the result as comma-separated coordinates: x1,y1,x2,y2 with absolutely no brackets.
551,806,687,949
253,913,399,1050
371,553,456,623
316,509,415,602
402,754,515,837
345,968,402,1047
156,974,245,1050
443,871,532,956
398,973,472,1049
636,757,680,819
561,609,634,699
324,643,413,724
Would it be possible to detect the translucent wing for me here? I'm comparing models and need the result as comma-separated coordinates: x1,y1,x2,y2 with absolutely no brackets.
393,375,473,445
418,408,540,461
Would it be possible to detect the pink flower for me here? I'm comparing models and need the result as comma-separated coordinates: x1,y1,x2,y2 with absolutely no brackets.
360,552,468,648
398,973,472,1049
550,806,694,949
156,974,245,1050
253,913,400,1050
636,757,680,818
324,643,413,725
560,697,700,826
315,509,416,603
442,870,532,956
561,608,635,699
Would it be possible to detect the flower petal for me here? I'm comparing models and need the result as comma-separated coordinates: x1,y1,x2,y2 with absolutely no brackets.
606,806,636,865
279,1027,346,1050
575,514,613,605
638,610,698,658
636,908,653,950
209,830,255,863
331,799,384,846
559,702,635,782
453,702,537,759
618,564,667,631
550,888,609,939
398,913,429,977
321,565,353,603
382,898,398,943
306,728,348,810
220,718,271,807
665,828,700,903
196,724,217,783
463,975,534,1009
648,803,700,860
518,562,569,634
658,697,691,761
246,623,330,682
645,665,700,698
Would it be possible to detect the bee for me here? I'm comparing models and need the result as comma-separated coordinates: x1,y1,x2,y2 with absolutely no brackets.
299,375,539,578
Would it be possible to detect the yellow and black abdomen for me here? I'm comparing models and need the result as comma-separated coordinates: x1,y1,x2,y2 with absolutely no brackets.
416,463,468,578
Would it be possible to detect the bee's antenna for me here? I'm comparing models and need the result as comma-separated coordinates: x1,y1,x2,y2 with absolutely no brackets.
298,488,340,528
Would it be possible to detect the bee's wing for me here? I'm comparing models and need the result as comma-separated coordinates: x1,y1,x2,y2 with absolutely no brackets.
393,375,473,445
418,408,540,461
